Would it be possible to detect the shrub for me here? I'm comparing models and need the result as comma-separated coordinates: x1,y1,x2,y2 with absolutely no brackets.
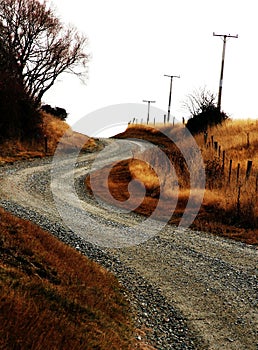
186,105,228,134
41,104,68,120
184,87,229,134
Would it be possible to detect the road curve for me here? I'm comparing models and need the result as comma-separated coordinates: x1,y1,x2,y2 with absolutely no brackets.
0,139,257,350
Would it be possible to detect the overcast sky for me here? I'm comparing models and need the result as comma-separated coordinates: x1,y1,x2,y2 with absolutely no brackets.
44,0,258,135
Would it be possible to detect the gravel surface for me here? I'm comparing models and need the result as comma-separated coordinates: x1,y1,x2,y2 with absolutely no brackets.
0,140,257,350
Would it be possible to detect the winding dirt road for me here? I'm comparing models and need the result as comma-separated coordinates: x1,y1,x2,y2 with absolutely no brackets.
0,139,257,349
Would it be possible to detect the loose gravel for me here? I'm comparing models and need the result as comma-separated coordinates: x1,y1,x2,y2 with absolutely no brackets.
0,144,257,350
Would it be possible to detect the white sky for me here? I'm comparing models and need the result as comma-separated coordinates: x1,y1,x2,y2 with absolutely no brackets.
44,0,258,135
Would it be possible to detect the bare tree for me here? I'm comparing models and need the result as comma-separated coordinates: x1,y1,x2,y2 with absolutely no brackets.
183,87,217,117
0,0,89,105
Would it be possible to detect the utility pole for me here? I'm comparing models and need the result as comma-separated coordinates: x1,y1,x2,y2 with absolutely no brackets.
143,100,155,125
213,32,238,112
164,74,180,123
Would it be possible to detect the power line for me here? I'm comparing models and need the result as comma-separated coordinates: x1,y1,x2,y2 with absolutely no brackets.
164,74,180,123
143,100,155,125
213,32,238,112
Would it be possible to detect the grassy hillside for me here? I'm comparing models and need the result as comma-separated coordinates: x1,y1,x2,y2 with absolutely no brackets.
0,112,98,163
0,208,139,349
193,119,257,237
87,120,258,245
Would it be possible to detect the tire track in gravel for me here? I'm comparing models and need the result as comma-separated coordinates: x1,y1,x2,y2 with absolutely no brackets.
0,139,257,350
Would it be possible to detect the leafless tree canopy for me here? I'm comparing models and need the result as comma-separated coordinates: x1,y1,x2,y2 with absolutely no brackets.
183,87,217,117
0,0,89,104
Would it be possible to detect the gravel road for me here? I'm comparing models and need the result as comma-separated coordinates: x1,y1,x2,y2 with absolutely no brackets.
0,139,257,350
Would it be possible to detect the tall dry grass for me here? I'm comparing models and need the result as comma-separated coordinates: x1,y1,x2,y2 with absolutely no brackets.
127,121,258,215
0,112,98,163
0,207,136,349
195,118,258,168
194,119,258,230
107,121,258,244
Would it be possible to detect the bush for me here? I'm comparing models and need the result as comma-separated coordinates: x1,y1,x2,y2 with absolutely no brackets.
186,106,228,134
41,104,68,120
183,87,229,134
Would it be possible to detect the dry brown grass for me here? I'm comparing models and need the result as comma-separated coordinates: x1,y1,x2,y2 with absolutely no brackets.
0,207,141,349
195,119,258,167
129,159,160,192
0,112,98,163
195,120,257,219
86,121,258,245
191,119,258,244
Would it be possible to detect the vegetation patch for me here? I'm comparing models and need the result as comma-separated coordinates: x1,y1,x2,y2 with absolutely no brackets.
0,208,138,349
0,112,99,164
86,121,258,245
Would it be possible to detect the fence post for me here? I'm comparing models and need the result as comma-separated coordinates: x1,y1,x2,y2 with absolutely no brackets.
236,163,240,184
228,159,232,183
214,141,218,152
222,150,225,173
218,145,221,158
211,135,214,148
246,160,252,180
164,114,166,124
247,133,250,148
